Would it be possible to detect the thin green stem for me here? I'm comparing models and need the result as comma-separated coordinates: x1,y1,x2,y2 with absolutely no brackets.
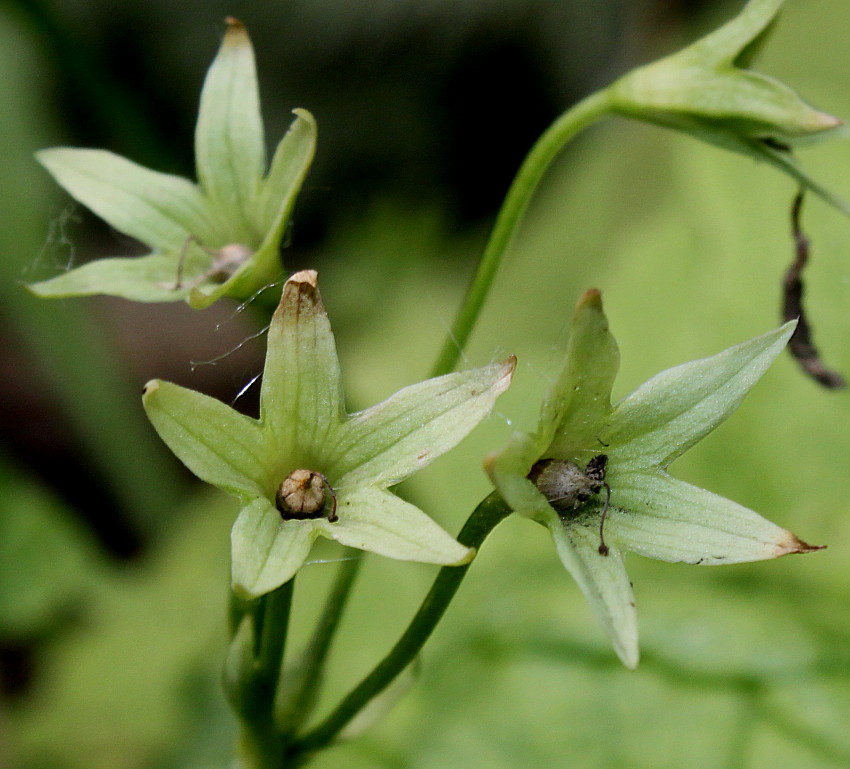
277,551,363,735
287,493,512,760
257,582,295,705
237,580,295,768
430,89,613,378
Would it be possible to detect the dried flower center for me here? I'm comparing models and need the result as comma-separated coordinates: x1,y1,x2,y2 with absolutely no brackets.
275,469,338,522
529,455,612,556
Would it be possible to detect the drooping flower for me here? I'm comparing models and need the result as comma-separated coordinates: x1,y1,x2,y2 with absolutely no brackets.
144,270,515,598
486,289,821,668
31,19,315,308
608,0,849,214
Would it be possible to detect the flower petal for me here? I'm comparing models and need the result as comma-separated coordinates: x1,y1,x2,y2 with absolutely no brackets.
195,18,265,239
608,322,795,468
231,497,317,599
28,252,195,302
255,108,317,245
143,379,274,498
689,0,783,68
545,288,619,460
484,431,555,523
605,470,821,564
314,487,473,566
546,510,639,668
183,110,319,309
259,271,344,462
331,358,515,486
36,148,216,253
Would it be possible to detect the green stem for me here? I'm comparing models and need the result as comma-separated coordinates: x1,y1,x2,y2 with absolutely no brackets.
277,551,363,735
430,89,612,377
238,580,295,768
287,493,512,759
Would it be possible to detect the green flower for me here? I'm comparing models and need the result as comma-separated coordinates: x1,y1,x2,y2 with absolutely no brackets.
144,270,515,598
486,289,821,668
608,0,849,214
30,19,316,308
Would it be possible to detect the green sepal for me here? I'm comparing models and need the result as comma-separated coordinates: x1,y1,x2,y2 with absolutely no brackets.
607,321,796,468
545,509,638,669
195,18,265,240
605,470,822,565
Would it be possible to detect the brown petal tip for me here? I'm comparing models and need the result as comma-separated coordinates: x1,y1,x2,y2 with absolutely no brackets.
287,269,318,288
780,533,826,556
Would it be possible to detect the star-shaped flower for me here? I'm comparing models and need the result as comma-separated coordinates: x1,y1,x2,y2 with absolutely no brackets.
143,270,515,598
486,289,821,668
30,19,316,308
608,0,849,215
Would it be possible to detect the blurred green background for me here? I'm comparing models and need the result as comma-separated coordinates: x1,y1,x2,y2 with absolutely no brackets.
3,0,850,767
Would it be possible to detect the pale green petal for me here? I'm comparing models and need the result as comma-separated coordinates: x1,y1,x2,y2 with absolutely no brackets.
608,322,795,468
546,511,639,669
313,487,473,566
545,288,619,459
256,108,317,242
259,270,345,461
182,109,318,309
484,431,554,523
688,0,783,67
37,148,216,252
331,358,515,486
231,497,317,599
195,18,265,239
143,379,274,498
605,470,821,564
28,252,193,302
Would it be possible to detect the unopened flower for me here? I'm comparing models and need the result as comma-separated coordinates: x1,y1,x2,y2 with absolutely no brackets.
608,0,849,214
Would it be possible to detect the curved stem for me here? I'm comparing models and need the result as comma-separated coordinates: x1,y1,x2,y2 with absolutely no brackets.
287,493,512,759
430,89,612,377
